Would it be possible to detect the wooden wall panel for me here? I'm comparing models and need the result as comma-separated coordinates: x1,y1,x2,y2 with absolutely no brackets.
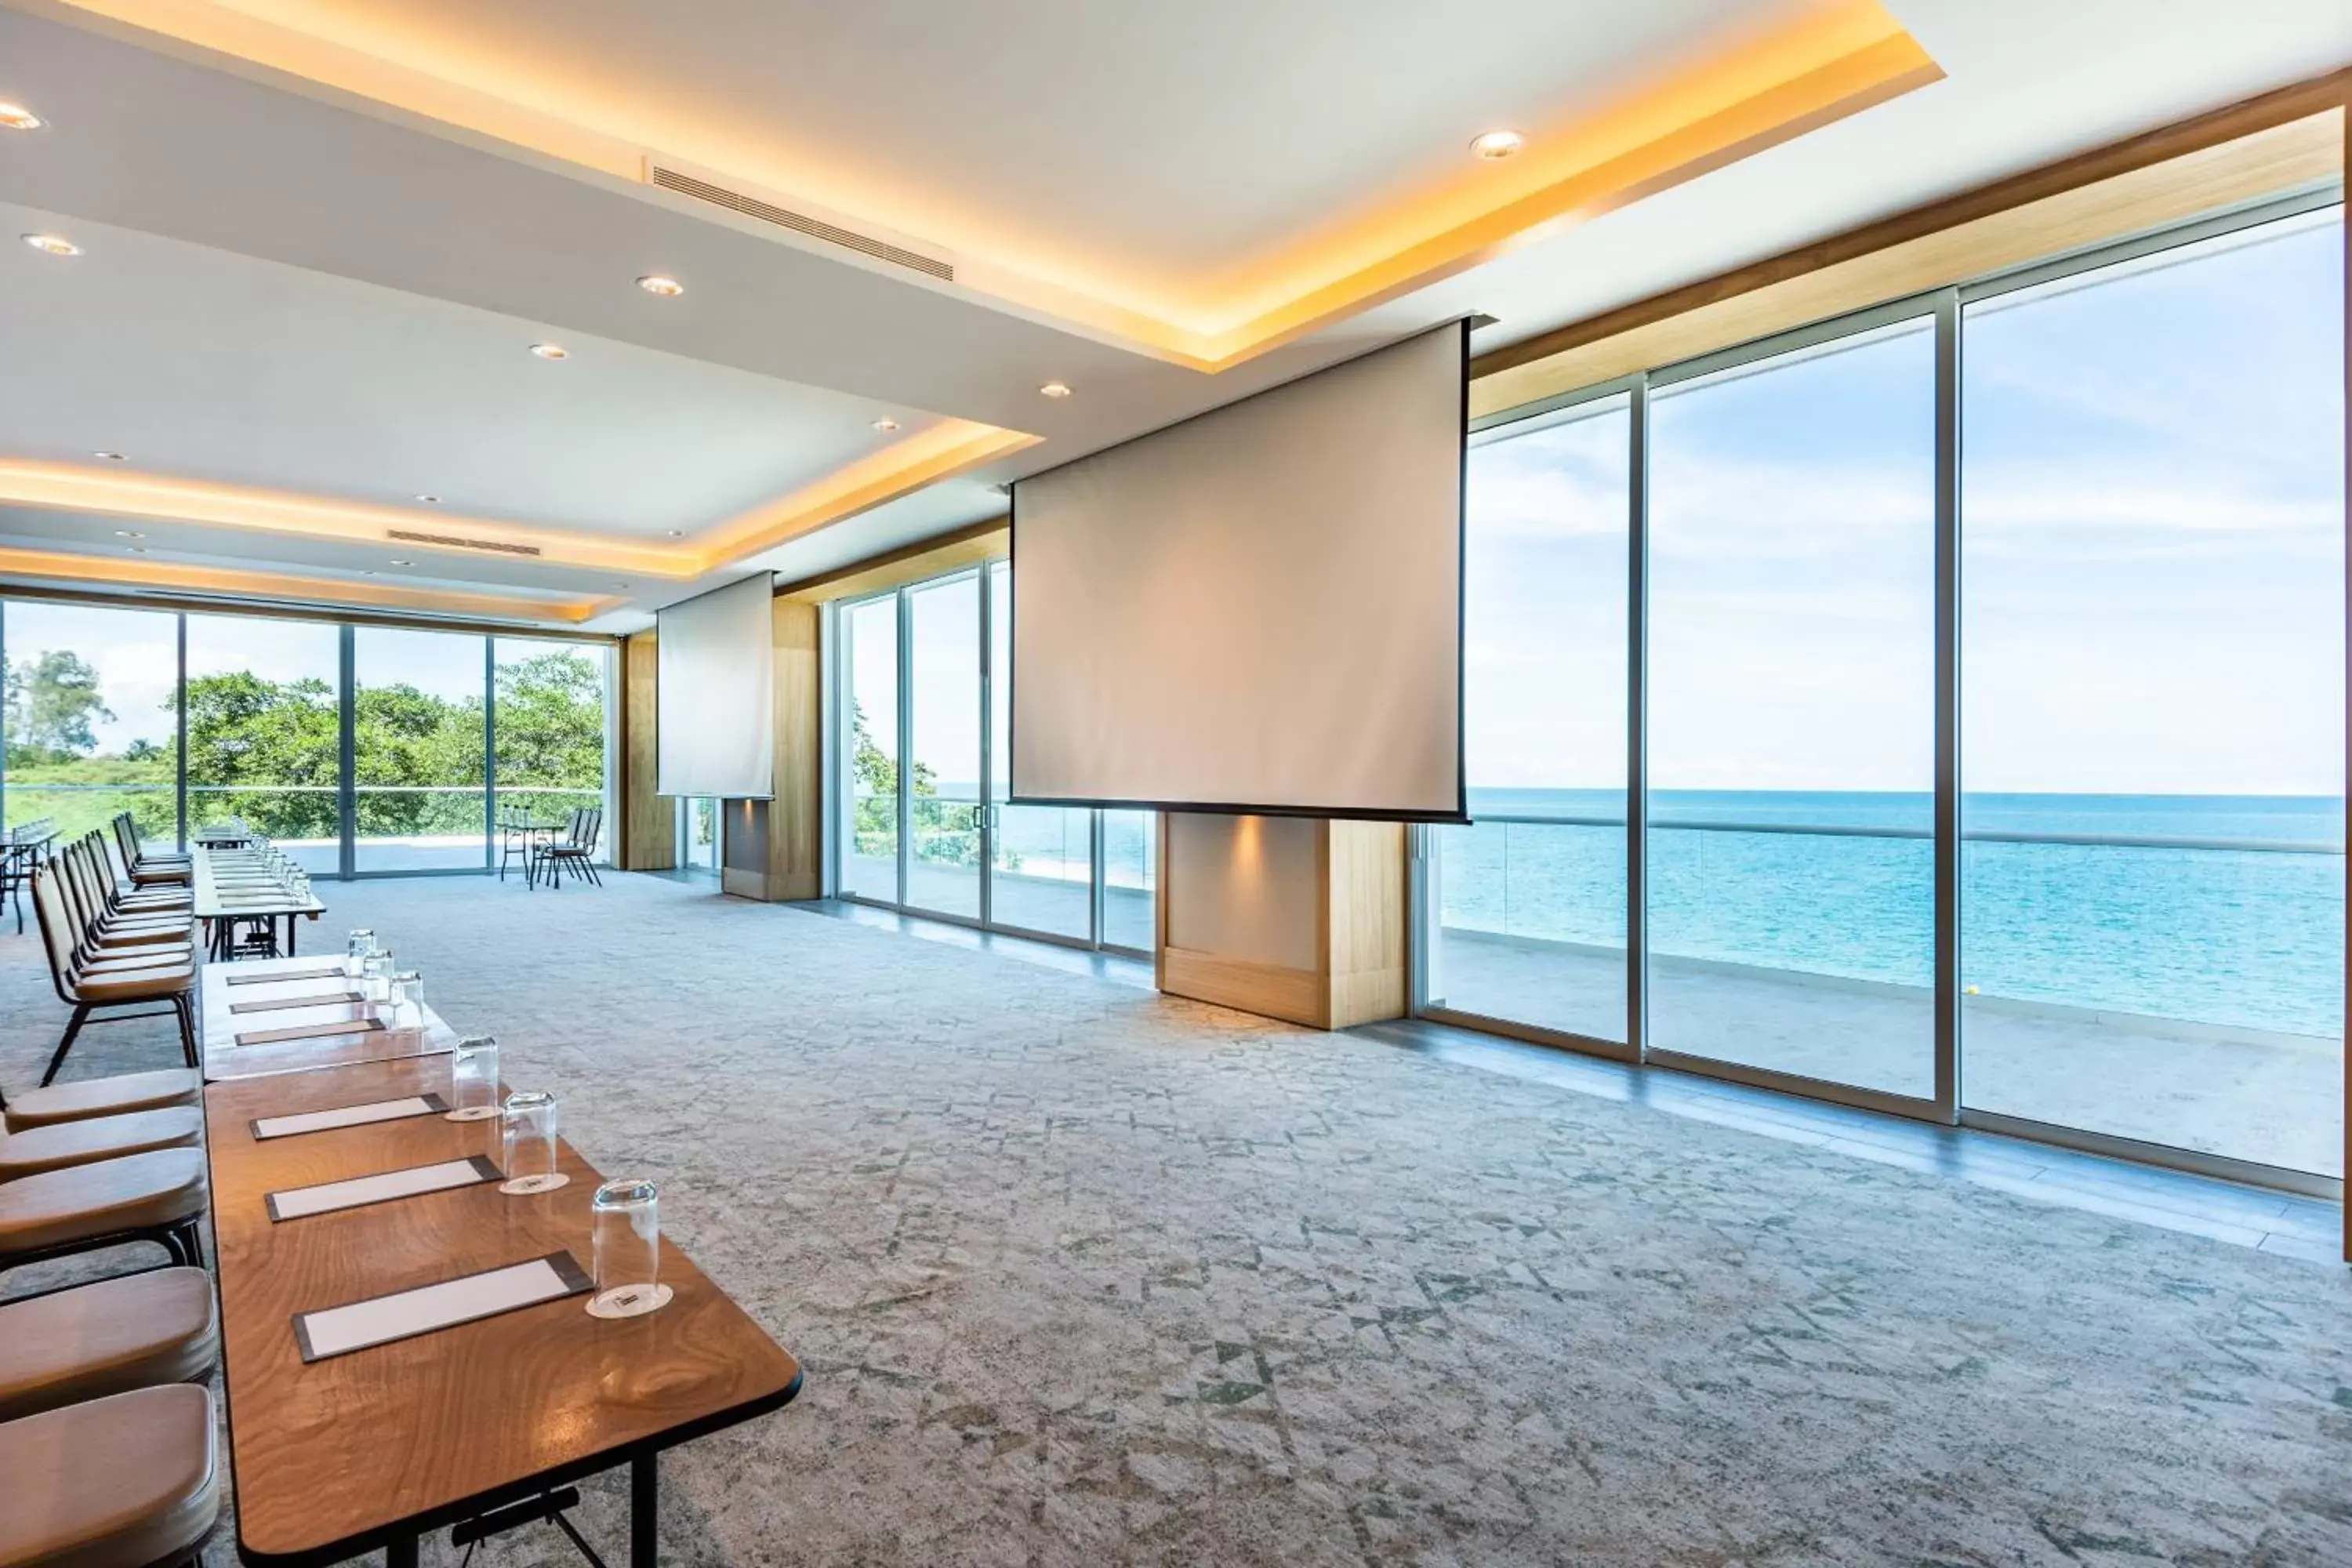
618,631,674,869
1325,821,1408,1029
768,597,824,900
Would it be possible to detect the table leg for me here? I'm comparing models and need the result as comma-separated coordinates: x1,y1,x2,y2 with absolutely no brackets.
631,1450,658,1568
385,1532,419,1568
287,913,296,956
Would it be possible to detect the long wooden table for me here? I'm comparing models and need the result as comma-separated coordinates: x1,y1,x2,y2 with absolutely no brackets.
205,1050,802,1566
200,954,459,1082
194,846,327,961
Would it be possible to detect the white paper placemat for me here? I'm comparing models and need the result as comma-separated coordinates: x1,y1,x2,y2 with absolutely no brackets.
292,1251,593,1363
226,964,345,985
250,1094,450,1141
267,1155,500,1220
230,989,364,1014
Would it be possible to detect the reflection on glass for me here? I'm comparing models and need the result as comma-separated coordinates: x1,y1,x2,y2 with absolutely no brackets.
906,575,982,919
2,601,178,844
354,627,488,871
1646,319,1937,1097
841,595,899,901
1101,809,1156,953
1432,397,1630,1042
184,614,340,872
495,638,608,860
989,564,1092,938
1960,211,2346,1174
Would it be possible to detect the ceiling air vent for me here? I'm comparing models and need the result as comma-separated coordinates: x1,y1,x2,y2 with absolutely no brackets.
646,160,956,283
387,528,543,558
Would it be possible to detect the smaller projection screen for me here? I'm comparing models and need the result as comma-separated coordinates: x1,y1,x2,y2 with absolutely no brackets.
655,572,775,799
1010,321,1466,819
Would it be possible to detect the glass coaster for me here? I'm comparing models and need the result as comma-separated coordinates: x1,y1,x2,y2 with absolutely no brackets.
586,1283,673,1320
445,1107,499,1123
499,1173,570,1196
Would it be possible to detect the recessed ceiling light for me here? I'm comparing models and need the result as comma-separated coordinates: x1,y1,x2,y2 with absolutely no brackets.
614,581,630,590
636,274,684,297
530,343,568,360
0,103,42,132
388,558,412,567
23,233,79,256
113,529,143,539
93,451,125,462
664,529,684,539
415,494,441,504
872,418,900,434
1038,382,1072,399
128,546,148,554
1468,129,1525,160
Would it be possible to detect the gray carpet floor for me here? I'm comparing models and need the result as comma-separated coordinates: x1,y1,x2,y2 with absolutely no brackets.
5,872,2352,1566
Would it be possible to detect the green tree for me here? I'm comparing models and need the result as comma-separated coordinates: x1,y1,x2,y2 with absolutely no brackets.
3,650,114,764
179,670,339,838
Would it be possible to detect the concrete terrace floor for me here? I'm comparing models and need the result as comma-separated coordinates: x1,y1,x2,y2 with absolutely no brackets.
1434,927,2347,1179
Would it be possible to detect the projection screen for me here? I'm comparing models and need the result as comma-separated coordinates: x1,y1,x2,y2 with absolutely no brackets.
1010,321,1466,820
655,572,774,798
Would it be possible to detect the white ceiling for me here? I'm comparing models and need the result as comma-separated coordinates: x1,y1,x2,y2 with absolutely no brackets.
0,198,949,537
162,0,1800,313
0,0,2345,632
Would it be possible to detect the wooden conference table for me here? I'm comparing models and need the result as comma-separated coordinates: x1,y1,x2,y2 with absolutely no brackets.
194,845,327,962
198,954,461,1083
198,959,803,1566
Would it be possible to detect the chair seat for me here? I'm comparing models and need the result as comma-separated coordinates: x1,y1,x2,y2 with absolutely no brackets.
71,967,192,1002
0,1385,220,1568
0,1269,216,1422
126,866,191,886
0,1108,204,1181
0,1149,206,1257
3,1071,201,1132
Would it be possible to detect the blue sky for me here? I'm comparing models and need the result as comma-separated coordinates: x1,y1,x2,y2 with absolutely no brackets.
1467,205,2347,797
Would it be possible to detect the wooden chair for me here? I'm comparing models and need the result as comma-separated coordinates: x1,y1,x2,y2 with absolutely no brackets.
0,1385,220,1568
29,867,198,1089
534,807,604,889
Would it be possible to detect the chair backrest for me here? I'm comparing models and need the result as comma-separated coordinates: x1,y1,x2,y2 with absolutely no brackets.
111,813,142,869
29,866,84,1003
566,808,592,849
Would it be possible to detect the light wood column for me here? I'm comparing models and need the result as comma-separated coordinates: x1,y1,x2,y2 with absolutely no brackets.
767,597,823,900
616,631,674,869
1156,813,1408,1031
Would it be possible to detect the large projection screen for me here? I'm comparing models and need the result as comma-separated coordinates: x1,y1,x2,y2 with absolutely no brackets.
1011,321,1466,820
655,572,775,798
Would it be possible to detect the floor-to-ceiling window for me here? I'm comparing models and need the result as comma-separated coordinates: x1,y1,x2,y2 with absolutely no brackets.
0,601,614,877
0,601,178,845
494,637,612,858
1431,393,1632,1045
183,613,340,873
840,593,902,902
353,627,488,873
1960,206,2345,1175
1418,192,2345,1192
829,562,1153,956
1647,314,1939,1100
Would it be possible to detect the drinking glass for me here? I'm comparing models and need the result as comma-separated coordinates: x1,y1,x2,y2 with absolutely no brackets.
588,1178,670,1318
445,1034,500,1121
361,951,394,1005
499,1091,566,1194
391,971,423,1028
343,930,375,979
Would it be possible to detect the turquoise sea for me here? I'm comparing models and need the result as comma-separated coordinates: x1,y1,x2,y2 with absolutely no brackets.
1439,789,2347,1038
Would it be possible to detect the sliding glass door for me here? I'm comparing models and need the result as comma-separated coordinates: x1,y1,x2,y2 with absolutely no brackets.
1959,209,2345,1174
1,601,178,844
353,627,488,872
183,613,340,873
829,564,1152,955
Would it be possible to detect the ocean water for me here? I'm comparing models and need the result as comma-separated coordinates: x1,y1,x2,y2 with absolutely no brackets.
1441,789,2347,1038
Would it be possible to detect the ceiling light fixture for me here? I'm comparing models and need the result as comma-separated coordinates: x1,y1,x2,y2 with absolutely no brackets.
129,546,148,554
872,418,900,434
22,233,79,256
415,494,441,504
93,451,125,462
113,529,143,539
388,558,412,567
664,529,684,539
1468,129,1525,160
1038,382,1072,399
0,103,42,131
530,343,568,360
636,274,684,297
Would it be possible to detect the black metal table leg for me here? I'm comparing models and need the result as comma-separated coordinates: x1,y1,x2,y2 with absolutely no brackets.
631,1451,658,1568
386,1531,419,1568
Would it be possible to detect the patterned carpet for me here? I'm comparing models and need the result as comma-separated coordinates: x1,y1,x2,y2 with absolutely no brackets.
5,871,2352,1566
